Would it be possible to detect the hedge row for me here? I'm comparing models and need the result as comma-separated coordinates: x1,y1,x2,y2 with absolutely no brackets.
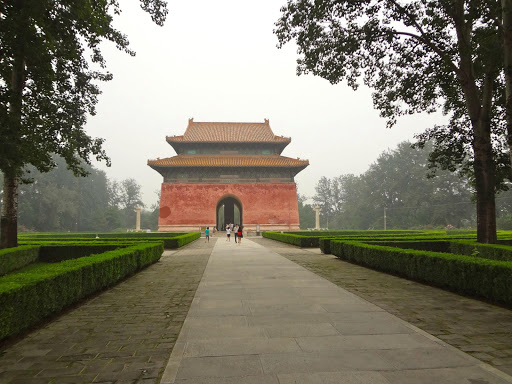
0,246,40,276
263,231,477,250
330,240,512,306
20,232,201,249
18,232,185,239
262,232,321,247
341,239,512,262
283,230,436,237
0,242,164,342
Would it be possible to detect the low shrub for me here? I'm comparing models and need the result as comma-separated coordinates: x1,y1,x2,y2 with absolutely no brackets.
18,232,185,239
262,232,320,247
0,246,40,276
330,240,512,306
164,232,201,248
0,242,163,342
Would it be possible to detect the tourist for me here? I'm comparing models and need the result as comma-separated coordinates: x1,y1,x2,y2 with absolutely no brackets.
237,226,243,245
205,227,210,243
226,225,231,241
234,224,239,243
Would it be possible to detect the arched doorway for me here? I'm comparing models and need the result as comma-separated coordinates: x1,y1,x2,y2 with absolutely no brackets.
217,195,243,230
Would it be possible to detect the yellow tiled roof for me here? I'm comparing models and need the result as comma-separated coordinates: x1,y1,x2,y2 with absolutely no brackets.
166,119,291,143
148,155,309,168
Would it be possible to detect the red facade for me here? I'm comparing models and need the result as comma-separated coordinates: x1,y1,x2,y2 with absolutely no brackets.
158,183,300,232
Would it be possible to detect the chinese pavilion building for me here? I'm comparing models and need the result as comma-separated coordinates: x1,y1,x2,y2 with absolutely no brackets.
148,118,309,232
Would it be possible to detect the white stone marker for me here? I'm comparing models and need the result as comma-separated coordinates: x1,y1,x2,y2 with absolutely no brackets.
134,205,142,232
313,205,322,230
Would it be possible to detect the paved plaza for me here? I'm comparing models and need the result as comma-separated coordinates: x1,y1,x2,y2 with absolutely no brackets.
1,237,512,383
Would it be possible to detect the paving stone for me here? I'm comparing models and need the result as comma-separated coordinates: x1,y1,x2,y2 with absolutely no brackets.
175,355,263,379
253,237,512,377
277,370,392,384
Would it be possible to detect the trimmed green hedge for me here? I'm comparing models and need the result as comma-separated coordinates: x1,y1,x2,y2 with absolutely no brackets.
38,245,125,263
449,241,512,262
0,242,163,342
0,246,40,276
165,232,201,248
20,232,200,249
18,232,185,239
262,232,320,247
342,239,512,262
330,240,512,306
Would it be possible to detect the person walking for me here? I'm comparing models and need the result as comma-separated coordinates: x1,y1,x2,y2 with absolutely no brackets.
205,227,210,243
237,226,243,245
234,224,239,243
226,225,231,242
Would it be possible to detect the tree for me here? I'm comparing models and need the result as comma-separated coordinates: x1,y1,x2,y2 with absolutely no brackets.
275,1,505,242
13,155,110,232
297,193,315,229
120,178,144,229
314,142,475,230
0,0,168,248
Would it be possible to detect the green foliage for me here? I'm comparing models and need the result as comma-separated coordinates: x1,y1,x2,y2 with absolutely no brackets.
330,240,512,306
0,0,167,248
275,0,506,242
449,241,512,262
0,242,163,341
0,0,168,177
312,142,476,230
297,193,315,229
0,155,160,232
0,246,40,276
262,232,320,247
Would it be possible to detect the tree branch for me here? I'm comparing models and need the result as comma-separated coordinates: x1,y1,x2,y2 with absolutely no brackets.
384,0,462,76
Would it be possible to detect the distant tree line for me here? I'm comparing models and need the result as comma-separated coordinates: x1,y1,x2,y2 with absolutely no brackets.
0,156,159,233
298,142,512,230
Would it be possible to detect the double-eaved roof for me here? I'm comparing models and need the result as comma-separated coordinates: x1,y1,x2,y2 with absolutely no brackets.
148,154,309,169
166,118,291,146
148,118,309,176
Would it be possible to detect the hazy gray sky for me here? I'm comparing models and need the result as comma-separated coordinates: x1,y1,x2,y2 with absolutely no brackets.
86,0,447,206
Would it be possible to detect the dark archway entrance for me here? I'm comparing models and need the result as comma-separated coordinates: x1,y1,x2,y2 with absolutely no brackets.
217,196,242,230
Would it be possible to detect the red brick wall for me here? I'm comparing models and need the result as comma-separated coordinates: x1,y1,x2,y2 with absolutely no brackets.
158,183,300,231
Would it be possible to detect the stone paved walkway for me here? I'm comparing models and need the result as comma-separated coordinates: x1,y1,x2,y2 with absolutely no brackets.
0,239,214,384
252,237,512,377
162,238,512,384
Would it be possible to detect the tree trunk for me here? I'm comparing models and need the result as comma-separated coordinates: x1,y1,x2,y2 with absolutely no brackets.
0,24,26,249
473,117,497,243
503,0,512,168
0,173,19,248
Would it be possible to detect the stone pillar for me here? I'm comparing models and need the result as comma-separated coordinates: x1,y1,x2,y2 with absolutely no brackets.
134,205,142,231
313,205,321,230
